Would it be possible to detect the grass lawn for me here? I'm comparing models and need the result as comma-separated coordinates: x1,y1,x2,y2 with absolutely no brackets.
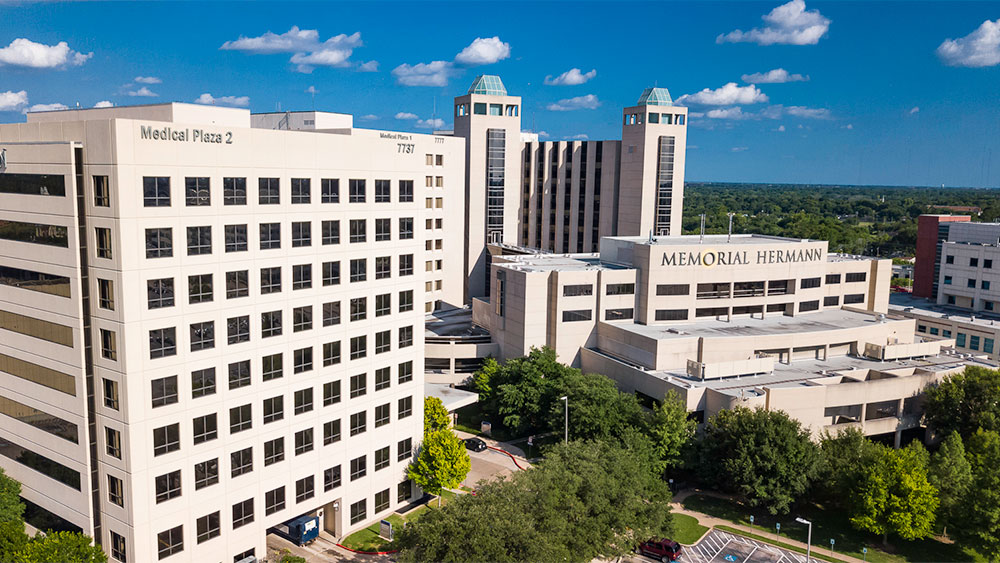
341,492,457,552
682,495,982,563
672,513,709,544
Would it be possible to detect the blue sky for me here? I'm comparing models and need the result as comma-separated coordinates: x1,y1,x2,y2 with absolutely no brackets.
1,1,999,187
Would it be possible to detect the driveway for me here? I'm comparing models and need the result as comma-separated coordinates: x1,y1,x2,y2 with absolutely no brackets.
462,445,520,488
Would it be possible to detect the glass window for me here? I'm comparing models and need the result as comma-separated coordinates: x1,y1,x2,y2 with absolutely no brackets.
375,330,390,354
227,315,250,344
191,367,216,398
93,175,110,207
294,346,313,373
323,261,341,286
264,438,284,466
226,270,248,299
350,455,367,481
321,178,339,203
294,428,313,455
350,219,366,243
399,180,414,202
375,293,391,317
232,498,254,529
229,360,251,389
398,396,413,418
260,266,281,294
143,177,170,207
262,353,282,381
98,279,115,310
95,227,113,259
324,465,341,491
399,254,413,276
350,335,366,360
292,265,312,290
375,257,391,280
193,414,217,444
151,376,178,408
322,220,340,245
399,290,413,312
263,395,284,424
152,423,180,456
351,297,367,322
189,321,215,352
292,222,311,247
188,274,212,304
375,404,390,428
375,179,391,203
324,419,341,445
106,426,122,458
100,329,117,360
224,224,248,252
230,404,252,434
145,228,173,259
196,511,220,544
398,361,413,384
291,178,311,204
155,470,182,503
375,218,391,241
350,411,366,436
259,223,280,250
156,525,183,560
261,311,282,338
194,458,219,489
185,177,210,206
258,178,279,205
265,486,285,515
349,179,365,202
399,217,414,239
231,447,253,477
223,177,247,205
350,499,366,525
186,226,211,256
323,379,341,405
149,327,177,359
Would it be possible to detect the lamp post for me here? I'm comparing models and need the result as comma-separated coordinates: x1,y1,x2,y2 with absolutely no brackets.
560,396,568,444
795,518,812,563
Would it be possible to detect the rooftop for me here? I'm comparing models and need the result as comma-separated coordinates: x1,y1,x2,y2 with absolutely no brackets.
495,252,634,273
637,87,673,106
890,292,1000,328
468,74,507,96
606,233,817,246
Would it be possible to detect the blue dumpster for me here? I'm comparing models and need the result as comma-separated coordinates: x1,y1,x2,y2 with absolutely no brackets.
272,514,320,546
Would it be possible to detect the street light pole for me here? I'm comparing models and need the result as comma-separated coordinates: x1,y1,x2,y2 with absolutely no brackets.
796,518,812,563
560,396,568,444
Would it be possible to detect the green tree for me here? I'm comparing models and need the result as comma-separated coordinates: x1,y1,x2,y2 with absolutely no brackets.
545,371,646,442
928,432,972,535
849,444,938,544
0,468,24,524
924,365,1000,439
816,427,881,506
472,356,500,405
648,391,696,473
407,428,470,505
424,396,451,433
697,407,820,515
492,347,577,435
0,521,29,562
953,429,1000,560
16,531,108,563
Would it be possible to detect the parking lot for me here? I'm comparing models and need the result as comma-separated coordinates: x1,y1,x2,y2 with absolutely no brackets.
681,529,813,563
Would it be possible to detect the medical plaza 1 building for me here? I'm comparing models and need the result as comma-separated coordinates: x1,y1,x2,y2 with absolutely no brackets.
0,103,465,562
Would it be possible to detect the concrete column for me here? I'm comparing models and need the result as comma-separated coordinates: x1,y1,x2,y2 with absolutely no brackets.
894,428,903,449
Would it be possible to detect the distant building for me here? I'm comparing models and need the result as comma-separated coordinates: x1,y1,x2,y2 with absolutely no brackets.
913,214,971,298
926,204,982,215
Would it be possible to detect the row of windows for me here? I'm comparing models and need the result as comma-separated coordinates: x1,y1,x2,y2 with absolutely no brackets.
943,275,992,291
142,177,415,207
561,283,636,297
0,265,71,298
945,255,994,269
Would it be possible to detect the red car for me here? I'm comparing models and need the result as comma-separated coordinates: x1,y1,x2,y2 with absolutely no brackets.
637,539,683,562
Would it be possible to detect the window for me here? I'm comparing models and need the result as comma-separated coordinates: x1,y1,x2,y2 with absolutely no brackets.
294,428,313,455
263,396,284,424
153,423,180,456
350,411,366,436
234,549,255,563
294,387,313,414
986,338,995,353
350,455,367,481
185,177,210,206
190,321,214,352
96,227,113,259
957,333,967,347
293,306,313,333
188,273,213,304
846,272,867,283
150,327,177,358
844,294,865,304
151,376,178,408
323,301,341,327
93,175,110,207
824,296,840,307
398,361,413,384
232,498,254,529
930,327,940,335
145,228,173,258
971,257,980,267
350,373,367,398
291,178,311,204
143,177,170,207
606,283,635,295
324,419,341,445
799,300,820,312
259,178,280,205
398,396,413,419
231,447,253,477
196,512,220,544
98,279,115,310
948,295,956,304
324,380,342,405
223,270,248,299
260,266,281,294
971,335,981,351
800,277,821,289
563,284,593,297
372,294,391,318
185,226,211,256
191,413,217,444
157,525,183,559
398,480,412,503
986,259,994,269
399,325,413,348
223,177,247,205
399,217,414,239
265,438,285,466
969,278,978,288
322,220,340,245
946,255,955,264
292,221,311,247
399,290,413,312
0,219,68,247
261,310,282,338
398,438,413,462
110,531,126,562
984,280,992,290
292,265,312,290
349,179,365,202
375,257,391,280
321,178,339,203
350,499,367,525
399,180,414,202
295,475,315,503
562,309,592,322
155,470,182,503
106,427,122,458
194,458,219,490
350,259,367,283
262,353,282,381
294,347,313,374
108,474,124,507
944,275,953,285
350,219,366,243
375,367,391,391
324,465,342,491
375,488,390,512
229,360,251,389
323,261,341,286
375,218,391,241
375,330,390,354
399,254,413,276
265,487,285,515
375,404,390,428
192,368,216,398
375,179,391,202
918,324,927,333
103,379,120,410
605,308,634,321
224,315,250,345
259,223,281,250
825,274,841,284
230,404,252,433
224,225,248,252
350,335,367,360
100,329,117,360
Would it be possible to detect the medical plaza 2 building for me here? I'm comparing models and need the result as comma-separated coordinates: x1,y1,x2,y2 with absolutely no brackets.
0,102,465,562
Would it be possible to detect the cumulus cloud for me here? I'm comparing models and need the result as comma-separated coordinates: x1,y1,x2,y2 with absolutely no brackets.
194,93,250,107
0,90,29,111
25,102,68,113
546,94,600,111
741,68,808,83
454,36,511,65
415,118,446,129
731,146,749,152
567,134,589,140
909,106,920,115
305,86,318,95
706,107,750,119
94,100,114,108
544,68,597,86
359,114,379,120
676,83,768,106
0,38,92,69
134,76,161,84
127,86,157,97
395,112,418,120
689,104,830,121
937,20,1000,67
717,0,830,46
786,105,831,119
221,27,366,73
777,125,786,131
358,60,379,72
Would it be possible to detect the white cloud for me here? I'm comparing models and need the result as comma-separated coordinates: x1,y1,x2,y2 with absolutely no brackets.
731,146,749,152
537,131,550,138
842,123,854,129
544,68,597,86
688,111,705,118
786,105,831,119
194,93,250,107
358,60,379,72
546,94,600,111
391,60,454,87
359,114,379,120
221,27,364,73
568,134,589,140
717,0,830,46
0,90,28,111
741,68,808,83
25,102,68,113
395,112,418,120
707,107,750,119
415,118,446,129
909,106,920,115
134,76,161,84
777,125,786,131
127,86,157,97
93,100,113,108
688,104,829,121
937,20,1000,67
0,38,92,69
454,36,510,65
305,85,318,95
676,83,768,106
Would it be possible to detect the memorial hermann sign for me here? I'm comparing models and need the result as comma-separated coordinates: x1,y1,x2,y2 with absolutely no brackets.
661,247,823,267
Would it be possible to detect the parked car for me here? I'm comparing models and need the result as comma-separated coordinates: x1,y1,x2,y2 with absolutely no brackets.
464,437,487,452
637,538,682,562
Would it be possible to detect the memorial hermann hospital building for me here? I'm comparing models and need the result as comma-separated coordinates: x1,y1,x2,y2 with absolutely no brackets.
0,102,465,562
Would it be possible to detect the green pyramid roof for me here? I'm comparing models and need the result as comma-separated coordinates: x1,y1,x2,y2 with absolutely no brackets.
468,75,508,96
637,87,673,106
